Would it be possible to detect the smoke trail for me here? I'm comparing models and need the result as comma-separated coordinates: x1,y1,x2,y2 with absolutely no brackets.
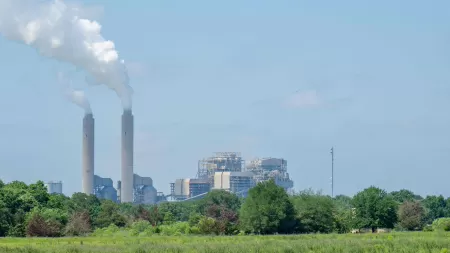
58,72,92,114
0,0,133,109
68,89,92,114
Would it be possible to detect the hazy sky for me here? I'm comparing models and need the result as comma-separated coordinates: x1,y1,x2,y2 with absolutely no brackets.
0,0,449,197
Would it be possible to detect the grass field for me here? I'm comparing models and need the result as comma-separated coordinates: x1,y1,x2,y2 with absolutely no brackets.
1,232,450,253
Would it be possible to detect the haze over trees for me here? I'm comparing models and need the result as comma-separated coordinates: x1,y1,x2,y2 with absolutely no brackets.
0,178,450,237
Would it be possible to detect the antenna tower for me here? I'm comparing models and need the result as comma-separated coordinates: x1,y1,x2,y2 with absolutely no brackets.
330,147,334,198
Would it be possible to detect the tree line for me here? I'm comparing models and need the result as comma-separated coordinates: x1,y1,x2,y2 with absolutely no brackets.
0,179,450,237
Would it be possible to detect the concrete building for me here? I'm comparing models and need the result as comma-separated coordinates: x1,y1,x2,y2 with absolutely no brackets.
246,158,294,191
189,178,210,198
169,153,295,201
173,178,190,200
94,175,118,202
213,171,255,194
45,181,62,194
197,152,244,180
133,174,157,205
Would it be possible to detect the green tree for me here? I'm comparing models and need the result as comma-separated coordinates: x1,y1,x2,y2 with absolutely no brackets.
422,195,446,224
131,204,151,221
390,189,422,203
28,181,50,205
163,212,176,225
93,200,126,228
398,201,425,231
47,193,70,210
69,193,101,224
0,200,12,236
197,190,241,214
0,182,39,237
291,190,335,233
147,205,163,226
239,180,297,234
158,202,195,222
25,207,67,237
352,186,398,232
333,195,354,233
334,195,353,209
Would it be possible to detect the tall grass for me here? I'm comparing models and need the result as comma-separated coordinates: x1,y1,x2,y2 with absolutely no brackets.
1,232,450,253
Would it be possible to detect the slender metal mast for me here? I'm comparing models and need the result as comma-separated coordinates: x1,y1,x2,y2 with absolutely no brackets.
331,147,334,198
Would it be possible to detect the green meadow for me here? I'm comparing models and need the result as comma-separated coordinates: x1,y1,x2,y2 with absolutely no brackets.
1,232,450,253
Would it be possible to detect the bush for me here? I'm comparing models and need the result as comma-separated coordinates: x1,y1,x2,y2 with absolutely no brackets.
159,222,191,235
423,225,433,232
143,226,159,236
198,217,217,235
26,213,62,237
398,201,425,231
432,218,450,231
64,211,91,236
130,220,152,233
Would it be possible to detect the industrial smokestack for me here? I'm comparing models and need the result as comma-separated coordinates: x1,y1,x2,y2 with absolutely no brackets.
82,113,95,195
121,109,134,203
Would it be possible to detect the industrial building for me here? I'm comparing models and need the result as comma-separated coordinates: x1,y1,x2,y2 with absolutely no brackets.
171,178,190,200
197,152,244,179
213,171,255,194
74,106,164,204
189,178,210,198
117,174,159,204
94,175,118,202
246,158,294,191
170,153,294,201
133,174,158,204
45,181,62,194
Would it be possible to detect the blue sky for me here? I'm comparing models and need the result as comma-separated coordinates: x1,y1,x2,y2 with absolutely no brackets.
0,0,449,197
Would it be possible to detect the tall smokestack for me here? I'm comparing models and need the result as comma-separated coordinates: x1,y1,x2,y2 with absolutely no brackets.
82,113,95,195
121,109,134,203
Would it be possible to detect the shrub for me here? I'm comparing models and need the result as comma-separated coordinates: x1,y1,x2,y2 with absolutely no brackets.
398,201,425,231
143,226,159,236
131,220,152,233
198,217,217,235
423,225,433,232
159,222,191,235
26,213,62,237
64,211,91,236
432,218,450,231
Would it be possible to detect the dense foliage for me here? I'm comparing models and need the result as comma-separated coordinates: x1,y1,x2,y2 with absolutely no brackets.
1,179,450,237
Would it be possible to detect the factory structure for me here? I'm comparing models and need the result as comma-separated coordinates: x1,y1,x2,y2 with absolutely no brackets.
45,181,63,194
54,111,292,204
77,110,162,204
169,152,294,201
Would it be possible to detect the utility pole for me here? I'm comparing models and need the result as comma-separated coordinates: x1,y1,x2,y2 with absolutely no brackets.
331,147,334,198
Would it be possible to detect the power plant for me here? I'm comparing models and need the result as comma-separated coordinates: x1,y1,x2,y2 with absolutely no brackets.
121,109,134,203
82,113,95,195
75,97,293,204
77,111,294,204
74,108,163,204
169,152,294,201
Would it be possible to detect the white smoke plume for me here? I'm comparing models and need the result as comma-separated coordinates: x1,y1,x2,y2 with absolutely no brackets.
58,72,92,114
0,0,133,109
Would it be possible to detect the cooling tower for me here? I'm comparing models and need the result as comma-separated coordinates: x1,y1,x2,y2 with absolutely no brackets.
121,109,134,203
82,113,95,195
